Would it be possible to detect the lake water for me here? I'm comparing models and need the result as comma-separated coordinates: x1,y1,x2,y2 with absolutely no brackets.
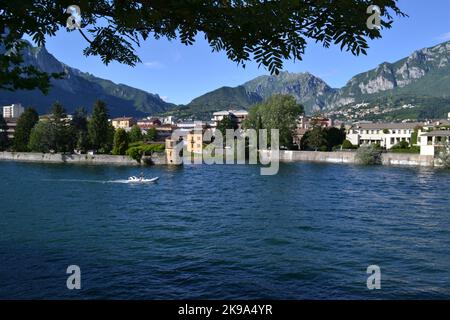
0,161,449,299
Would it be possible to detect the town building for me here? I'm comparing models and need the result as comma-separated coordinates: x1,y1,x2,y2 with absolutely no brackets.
176,122,210,132
211,110,249,128
111,117,136,130
4,119,18,139
153,125,176,140
160,116,176,125
137,118,162,129
293,115,334,148
186,130,203,154
39,114,73,123
165,122,208,157
346,122,421,149
419,130,450,156
2,104,25,139
165,137,179,164
3,103,24,119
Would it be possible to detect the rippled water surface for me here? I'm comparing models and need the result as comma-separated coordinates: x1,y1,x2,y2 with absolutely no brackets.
0,161,449,299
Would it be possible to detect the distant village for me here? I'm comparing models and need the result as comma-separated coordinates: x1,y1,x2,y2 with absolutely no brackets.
2,103,450,160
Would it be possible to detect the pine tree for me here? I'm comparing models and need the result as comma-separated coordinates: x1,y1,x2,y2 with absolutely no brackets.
112,128,129,155
0,114,9,150
128,125,143,143
87,100,110,153
14,108,39,151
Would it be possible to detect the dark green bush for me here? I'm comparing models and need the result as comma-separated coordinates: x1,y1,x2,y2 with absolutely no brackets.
126,143,165,163
356,145,383,165
391,140,410,150
342,140,357,150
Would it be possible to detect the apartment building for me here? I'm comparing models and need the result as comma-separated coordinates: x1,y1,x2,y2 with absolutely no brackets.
419,130,450,156
293,115,334,148
3,104,24,119
211,110,249,128
346,122,421,149
111,117,136,130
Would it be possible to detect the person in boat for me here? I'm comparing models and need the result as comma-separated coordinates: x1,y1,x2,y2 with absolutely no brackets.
139,172,144,181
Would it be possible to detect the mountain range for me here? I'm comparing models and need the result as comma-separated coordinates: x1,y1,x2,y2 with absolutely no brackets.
181,40,450,120
1,41,450,120
0,45,175,117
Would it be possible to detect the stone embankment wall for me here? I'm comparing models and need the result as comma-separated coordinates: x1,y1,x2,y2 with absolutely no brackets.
0,151,438,167
259,150,437,167
0,152,167,166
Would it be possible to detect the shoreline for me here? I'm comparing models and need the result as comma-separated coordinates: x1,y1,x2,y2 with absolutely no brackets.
0,151,167,166
0,150,440,168
260,150,438,167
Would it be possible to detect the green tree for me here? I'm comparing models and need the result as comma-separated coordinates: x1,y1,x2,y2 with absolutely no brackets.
246,94,303,149
303,126,327,151
71,107,88,132
13,108,39,151
71,107,90,152
342,140,356,150
126,143,165,163
1,1,404,92
76,131,90,153
243,107,259,130
87,100,110,153
112,128,129,155
48,102,75,153
324,127,346,151
28,117,76,153
216,116,238,138
28,121,54,153
0,114,9,150
50,101,66,120
58,124,77,153
105,123,116,154
145,127,158,142
128,125,143,143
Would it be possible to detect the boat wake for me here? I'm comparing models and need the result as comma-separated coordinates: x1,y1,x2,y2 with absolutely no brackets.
42,178,159,184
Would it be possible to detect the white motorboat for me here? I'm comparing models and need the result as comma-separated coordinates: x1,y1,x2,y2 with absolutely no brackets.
127,176,159,183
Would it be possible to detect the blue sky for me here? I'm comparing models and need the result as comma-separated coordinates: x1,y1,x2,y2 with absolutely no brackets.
41,0,450,105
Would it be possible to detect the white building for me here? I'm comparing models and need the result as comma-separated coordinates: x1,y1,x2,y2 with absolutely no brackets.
211,110,248,128
211,111,232,126
347,122,421,150
160,116,175,125
3,103,24,119
419,130,450,156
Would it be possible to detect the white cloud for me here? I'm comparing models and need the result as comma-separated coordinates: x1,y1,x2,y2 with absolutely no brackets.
143,61,165,69
160,96,169,102
437,32,450,41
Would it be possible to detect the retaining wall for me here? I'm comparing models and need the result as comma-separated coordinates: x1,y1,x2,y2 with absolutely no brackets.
0,152,167,166
260,150,437,167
